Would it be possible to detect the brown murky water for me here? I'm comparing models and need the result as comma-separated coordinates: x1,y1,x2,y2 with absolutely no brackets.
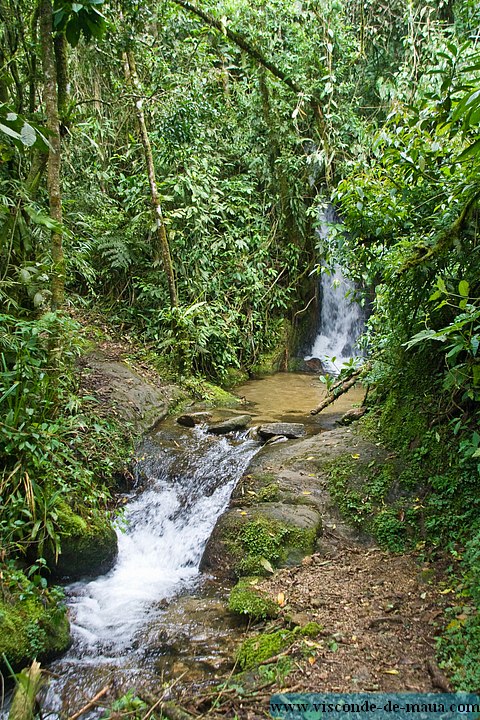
234,372,365,431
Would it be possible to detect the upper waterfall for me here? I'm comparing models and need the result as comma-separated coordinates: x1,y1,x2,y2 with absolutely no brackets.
306,205,364,374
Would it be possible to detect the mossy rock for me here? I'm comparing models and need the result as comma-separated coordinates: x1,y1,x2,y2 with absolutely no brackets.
0,568,71,672
201,503,321,578
221,368,249,389
235,628,294,670
228,578,279,621
200,382,242,407
46,505,118,580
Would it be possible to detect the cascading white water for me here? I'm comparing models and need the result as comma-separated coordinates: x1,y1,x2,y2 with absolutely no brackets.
43,425,259,712
306,205,364,374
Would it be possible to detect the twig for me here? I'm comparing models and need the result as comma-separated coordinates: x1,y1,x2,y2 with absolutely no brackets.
68,683,110,720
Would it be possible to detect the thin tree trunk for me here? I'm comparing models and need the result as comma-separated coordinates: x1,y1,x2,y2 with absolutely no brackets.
54,31,69,123
123,49,177,307
39,0,64,310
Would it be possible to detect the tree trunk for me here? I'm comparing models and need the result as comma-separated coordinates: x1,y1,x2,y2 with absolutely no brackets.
39,0,64,310
310,365,368,415
123,49,178,308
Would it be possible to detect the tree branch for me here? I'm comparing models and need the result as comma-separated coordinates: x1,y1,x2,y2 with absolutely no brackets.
400,191,480,272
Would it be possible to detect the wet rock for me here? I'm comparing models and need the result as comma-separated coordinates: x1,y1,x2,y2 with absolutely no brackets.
304,357,325,373
45,507,118,581
207,414,252,435
176,412,212,427
338,407,366,425
258,422,305,439
79,351,184,434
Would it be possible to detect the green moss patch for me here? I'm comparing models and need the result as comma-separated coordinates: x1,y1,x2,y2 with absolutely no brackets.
235,629,294,669
46,504,118,580
0,567,70,670
227,515,319,577
228,578,278,621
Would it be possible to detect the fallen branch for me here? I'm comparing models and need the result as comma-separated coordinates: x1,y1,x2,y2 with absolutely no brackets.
426,659,451,692
310,365,368,415
68,683,110,720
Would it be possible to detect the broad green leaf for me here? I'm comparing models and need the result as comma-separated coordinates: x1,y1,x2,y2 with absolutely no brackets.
458,280,469,297
457,139,480,162
436,277,447,293
259,557,274,573
0,122,22,141
20,122,37,147
65,19,81,47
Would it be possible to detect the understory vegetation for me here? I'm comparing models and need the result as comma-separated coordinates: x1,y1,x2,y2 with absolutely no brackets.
0,0,479,697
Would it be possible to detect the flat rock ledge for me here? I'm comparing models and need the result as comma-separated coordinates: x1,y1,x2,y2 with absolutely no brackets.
258,422,305,439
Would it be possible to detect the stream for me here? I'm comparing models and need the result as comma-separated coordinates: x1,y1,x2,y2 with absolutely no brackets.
40,373,364,714
43,425,258,712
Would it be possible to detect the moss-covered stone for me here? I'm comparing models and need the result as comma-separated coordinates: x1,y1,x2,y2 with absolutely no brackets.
228,578,278,621
298,621,323,637
221,368,249,389
0,567,71,671
250,321,291,376
235,629,294,669
201,382,242,407
201,504,321,579
46,504,118,580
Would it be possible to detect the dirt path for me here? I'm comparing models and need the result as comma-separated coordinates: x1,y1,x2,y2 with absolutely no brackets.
258,545,449,694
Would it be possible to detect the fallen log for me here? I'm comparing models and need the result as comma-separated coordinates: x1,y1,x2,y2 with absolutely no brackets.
310,365,367,416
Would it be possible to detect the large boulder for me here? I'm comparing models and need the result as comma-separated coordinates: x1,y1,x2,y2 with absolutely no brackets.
78,351,184,434
201,502,322,579
0,568,71,672
45,505,118,581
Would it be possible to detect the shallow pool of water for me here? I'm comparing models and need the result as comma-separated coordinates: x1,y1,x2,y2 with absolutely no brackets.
234,372,364,430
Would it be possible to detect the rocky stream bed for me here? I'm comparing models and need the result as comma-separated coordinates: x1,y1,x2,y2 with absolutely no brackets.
30,351,452,719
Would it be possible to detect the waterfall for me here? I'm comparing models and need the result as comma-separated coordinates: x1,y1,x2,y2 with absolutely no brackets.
42,426,259,712
306,205,364,374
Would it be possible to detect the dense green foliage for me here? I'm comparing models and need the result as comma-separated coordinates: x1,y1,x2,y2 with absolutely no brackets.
0,0,479,689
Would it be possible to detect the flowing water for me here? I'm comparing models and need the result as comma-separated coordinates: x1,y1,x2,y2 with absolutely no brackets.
42,426,259,713
306,206,364,374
